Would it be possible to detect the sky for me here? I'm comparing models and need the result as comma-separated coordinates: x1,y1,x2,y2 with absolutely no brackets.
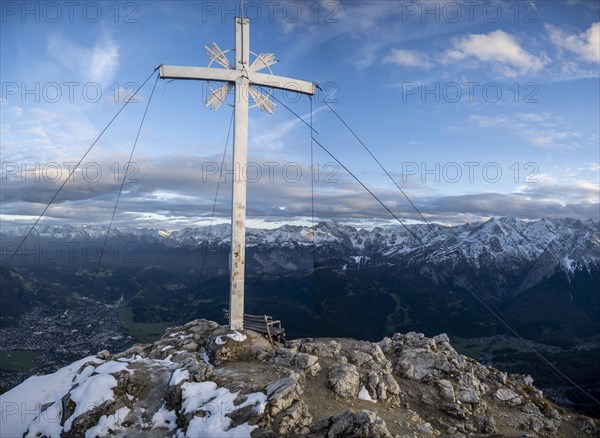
1,0,599,230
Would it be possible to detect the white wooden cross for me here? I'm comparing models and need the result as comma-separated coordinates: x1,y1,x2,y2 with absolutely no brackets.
160,17,316,331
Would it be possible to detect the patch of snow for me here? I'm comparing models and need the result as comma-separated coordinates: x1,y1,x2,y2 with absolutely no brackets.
563,256,576,274
20,402,63,438
200,351,211,365
358,386,376,403
74,364,102,384
186,413,258,437
169,368,190,386
244,392,268,415
94,360,130,375
64,373,119,431
151,404,177,431
215,336,226,345
122,354,174,366
85,406,130,438
350,255,371,266
226,331,247,342
0,356,100,438
161,345,175,352
181,381,267,437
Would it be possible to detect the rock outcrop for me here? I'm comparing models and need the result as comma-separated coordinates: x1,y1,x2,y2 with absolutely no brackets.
1,319,597,437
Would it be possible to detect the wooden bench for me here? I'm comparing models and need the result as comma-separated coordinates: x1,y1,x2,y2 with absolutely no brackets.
223,310,286,345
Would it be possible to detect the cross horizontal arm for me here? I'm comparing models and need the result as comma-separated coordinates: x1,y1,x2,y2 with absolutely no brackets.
160,65,239,82
249,72,316,95
160,65,316,96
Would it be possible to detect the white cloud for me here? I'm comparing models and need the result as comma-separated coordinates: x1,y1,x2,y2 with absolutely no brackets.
89,37,120,83
467,115,509,128
468,113,582,150
383,49,433,69
547,22,600,64
526,130,581,149
444,30,547,77
384,30,546,77
47,30,120,85
0,106,101,163
250,106,326,153
278,1,401,70
7,106,24,117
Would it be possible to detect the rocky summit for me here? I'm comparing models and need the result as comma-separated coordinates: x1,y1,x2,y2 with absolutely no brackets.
1,320,598,437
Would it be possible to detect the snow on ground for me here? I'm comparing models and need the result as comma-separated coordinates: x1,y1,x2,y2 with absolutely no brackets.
63,361,132,432
181,381,267,437
216,331,248,345
151,404,178,431
200,351,211,365
169,368,190,386
120,353,175,366
562,256,576,274
350,255,370,266
63,373,118,431
84,406,131,438
0,358,137,437
226,331,247,342
0,333,266,437
358,386,376,403
0,356,100,438
93,360,130,375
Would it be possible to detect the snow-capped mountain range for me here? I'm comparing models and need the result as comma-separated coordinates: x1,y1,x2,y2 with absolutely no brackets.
2,217,599,297
2,218,599,414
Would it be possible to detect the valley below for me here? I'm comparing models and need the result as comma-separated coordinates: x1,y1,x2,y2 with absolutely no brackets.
1,217,599,417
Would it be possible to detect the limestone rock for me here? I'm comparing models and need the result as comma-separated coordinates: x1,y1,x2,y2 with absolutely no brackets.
395,348,457,381
293,339,341,358
528,415,545,433
437,379,455,402
96,350,111,360
475,415,496,433
416,421,438,436
522,402,541,416
364,369,401,402
312,410,392,438
579,418,598,435
258,347,321,376
276,400,313,435
494,388,523,406
442,402,469,420
456,385,479,404
328,363,360,399
11,320,597,438
265,375,303,417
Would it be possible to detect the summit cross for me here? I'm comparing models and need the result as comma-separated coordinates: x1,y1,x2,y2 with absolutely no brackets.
160,17,316,331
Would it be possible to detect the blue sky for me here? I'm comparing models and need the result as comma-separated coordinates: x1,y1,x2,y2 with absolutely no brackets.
1,0,598,229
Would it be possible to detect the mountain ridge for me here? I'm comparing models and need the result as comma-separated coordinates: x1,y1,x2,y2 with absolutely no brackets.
2,217,599,419
1,319,598,437
3,217,598,297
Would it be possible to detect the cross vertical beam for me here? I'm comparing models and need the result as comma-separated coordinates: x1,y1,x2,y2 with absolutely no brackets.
230,17,250,331
159,16,315,333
